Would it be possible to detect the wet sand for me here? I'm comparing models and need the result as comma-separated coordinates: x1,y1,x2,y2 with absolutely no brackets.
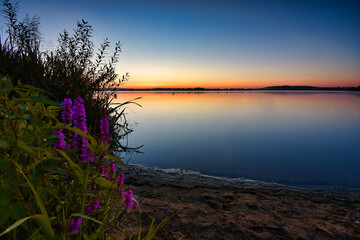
117,164,360,239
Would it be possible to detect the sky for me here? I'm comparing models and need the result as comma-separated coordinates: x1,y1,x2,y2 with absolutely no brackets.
1,0,360,88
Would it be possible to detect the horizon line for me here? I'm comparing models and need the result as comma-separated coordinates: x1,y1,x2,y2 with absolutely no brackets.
109,84,360,90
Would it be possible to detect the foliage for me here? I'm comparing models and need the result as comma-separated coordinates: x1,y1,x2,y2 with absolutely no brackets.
0,1,171,238
0,0,139,155
0,76,171,239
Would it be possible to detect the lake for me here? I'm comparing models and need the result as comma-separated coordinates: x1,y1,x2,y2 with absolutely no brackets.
114,91,360,187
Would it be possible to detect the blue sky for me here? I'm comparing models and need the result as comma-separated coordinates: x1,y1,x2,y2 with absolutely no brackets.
1,0,360,87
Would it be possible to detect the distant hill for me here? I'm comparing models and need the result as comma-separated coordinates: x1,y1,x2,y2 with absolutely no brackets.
104,85,360,91
258,85,360,91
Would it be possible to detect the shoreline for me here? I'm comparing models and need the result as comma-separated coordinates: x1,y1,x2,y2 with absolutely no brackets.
124,164,360,195
118,164,360,239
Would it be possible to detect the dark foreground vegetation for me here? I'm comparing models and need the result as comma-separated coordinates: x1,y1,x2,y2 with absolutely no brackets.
0,1,170,239
0,0,139,153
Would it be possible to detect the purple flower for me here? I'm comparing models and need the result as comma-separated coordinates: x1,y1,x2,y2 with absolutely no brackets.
61,98,73,148
100,165,106,178
58,224,64,233
100,113,109,144
131,201,138,211
107,163,115,180
88,147,94,163
124,189,133,212
61,98,73,125
67,217,81,234
72,97,92,163
73,97,87,147
53,129,66,150
117,172,124,187
88,185,95,193
85,200,100,214
73,97,87,133
99,113,109,161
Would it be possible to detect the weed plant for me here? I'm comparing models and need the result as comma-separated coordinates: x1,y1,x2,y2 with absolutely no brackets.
0,77,171,239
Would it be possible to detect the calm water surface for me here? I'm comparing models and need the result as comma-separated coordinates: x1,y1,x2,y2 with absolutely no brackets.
114,91,360,187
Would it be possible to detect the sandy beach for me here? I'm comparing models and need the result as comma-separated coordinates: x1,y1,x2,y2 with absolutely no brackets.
114,164,360,239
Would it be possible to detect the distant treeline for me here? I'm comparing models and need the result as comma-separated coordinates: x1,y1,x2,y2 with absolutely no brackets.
104,85,360,92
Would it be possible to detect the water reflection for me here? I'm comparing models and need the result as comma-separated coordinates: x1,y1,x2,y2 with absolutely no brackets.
114,91,360,187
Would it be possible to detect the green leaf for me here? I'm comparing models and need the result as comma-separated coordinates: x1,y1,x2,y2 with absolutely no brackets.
55,122,69,129
70,127,98,148
69,127,89,139
0,214,49,237
13,116,33,120
56,149,84,180
21,84,52,95
45,186,61,201
12,96,60,106
0,216,33,237
145,213,177,240
138,225,142,240
9,159,55,237
95,177,116,189
47,105,62,111
28,227,43,239
17,139,35,155
41,157,63,170
0,192,11,207
70,213,103,225
110,97,142,112
8,203,26,220
33,214,55,236
0,208,11,226
104,155,125,166
94,143,108,156
0,140,10,150
45,167,69,175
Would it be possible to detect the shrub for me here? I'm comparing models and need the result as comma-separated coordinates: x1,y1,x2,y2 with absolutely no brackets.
0,76,171,239
0,0,139,155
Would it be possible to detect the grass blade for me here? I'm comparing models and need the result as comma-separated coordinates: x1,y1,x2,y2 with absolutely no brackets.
9,158,55,237
0,214,53,237
56,149,84,180
70,213,103,225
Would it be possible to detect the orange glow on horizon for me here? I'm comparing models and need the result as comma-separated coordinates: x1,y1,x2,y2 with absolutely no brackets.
120,76,360,89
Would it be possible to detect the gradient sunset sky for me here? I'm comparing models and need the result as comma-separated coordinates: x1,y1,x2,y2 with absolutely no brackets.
3,0,360,88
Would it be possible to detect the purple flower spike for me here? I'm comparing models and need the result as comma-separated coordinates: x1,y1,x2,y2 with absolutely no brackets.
107,163,115,180
100,113,109,144
117,172,124,187
124,189,133,212
131,201,138,211
67,218,81,234
54,129,66,150
72,97,91,162
85,200,100,214
61,98,73,148
61,98,73,125
73,97,87,133
88,149,94,163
